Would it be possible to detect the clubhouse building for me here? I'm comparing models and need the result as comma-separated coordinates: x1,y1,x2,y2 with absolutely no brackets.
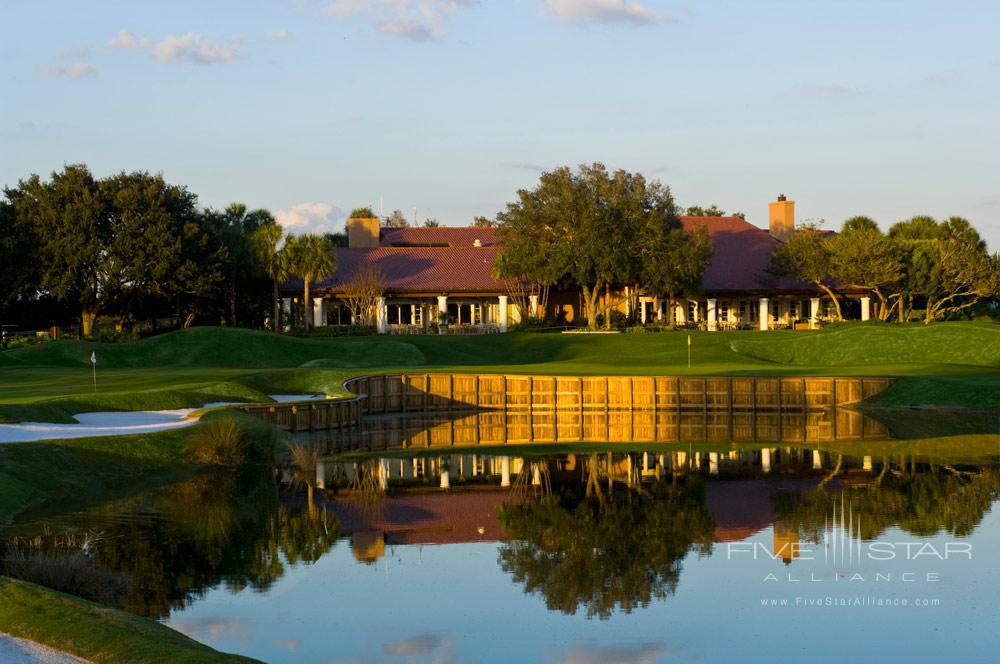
282,196,870,333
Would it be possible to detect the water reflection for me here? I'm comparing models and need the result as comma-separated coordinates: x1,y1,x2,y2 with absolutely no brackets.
498,471,715,619
3,410,1000,647
3,468,338,619
304,407,890,454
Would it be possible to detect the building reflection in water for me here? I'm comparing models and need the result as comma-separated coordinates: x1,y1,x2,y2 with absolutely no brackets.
301,406,888,455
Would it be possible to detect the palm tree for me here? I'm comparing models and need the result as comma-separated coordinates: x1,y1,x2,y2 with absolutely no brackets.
285,234,336,330
251,222,288,333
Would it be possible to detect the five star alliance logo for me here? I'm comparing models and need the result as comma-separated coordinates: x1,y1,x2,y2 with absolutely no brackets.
824,494,862,568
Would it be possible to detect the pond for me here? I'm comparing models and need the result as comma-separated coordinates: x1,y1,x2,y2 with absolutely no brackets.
5,409,1000,663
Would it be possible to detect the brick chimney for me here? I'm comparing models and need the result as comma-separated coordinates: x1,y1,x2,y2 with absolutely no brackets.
347,216,380,248
768,194,795,241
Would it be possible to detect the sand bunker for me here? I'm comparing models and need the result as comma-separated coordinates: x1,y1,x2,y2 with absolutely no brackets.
0,394,329,443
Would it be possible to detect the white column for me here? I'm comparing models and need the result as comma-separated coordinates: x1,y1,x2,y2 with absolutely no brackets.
761,448,772,473
437,295,448,326
863,455,873,472
440,469,450,489
315,460,326,490
707,298,718,332
709,452,719,475
531,463,541,486
677,451,687,468
410,304,417,326
640,298,647,324
500,456,511,487
313,297,325,327
676,303,687,326
860,296,871,321
498,295,508,332
655,298,663,322
810,297,820,329
529,294,539,319
812,450,822,470
759,298,770,331
281,298,292,330
376,297,388,334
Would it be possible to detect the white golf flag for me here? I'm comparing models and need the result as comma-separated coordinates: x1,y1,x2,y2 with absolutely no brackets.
90,351,96,365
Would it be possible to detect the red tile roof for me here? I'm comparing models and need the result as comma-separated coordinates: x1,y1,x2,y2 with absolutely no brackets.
680,216,814,294
326,492,512,546
314,245,507,294
290,219,816,296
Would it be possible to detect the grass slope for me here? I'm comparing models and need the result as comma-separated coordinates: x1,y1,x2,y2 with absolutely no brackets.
0,578,257,663
729,321,1000,367
2,323,999,423
0,410,275,522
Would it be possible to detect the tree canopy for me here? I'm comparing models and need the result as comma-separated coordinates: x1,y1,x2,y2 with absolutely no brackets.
382,209,409,228
283,233,336,329
773,215,999,323
2,164,284,335
495,163,711,329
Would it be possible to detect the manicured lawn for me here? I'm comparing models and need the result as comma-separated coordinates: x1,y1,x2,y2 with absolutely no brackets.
0,577,258,663
1,323,999,423
0,410,276,522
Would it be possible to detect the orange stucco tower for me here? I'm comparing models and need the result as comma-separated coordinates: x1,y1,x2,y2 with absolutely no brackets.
768,194,795,242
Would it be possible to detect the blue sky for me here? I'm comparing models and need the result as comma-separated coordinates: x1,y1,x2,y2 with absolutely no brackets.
3,1,999,248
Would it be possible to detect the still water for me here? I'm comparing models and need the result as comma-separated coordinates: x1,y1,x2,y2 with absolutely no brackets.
5,409,1000,663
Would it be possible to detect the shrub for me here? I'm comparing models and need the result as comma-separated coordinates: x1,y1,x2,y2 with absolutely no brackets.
184,417,248,465
594,311,628,329
288,325,377,338
2,335,45,351
349,207,376,219
2,546,129,607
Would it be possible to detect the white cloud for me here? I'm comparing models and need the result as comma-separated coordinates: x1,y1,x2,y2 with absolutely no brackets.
151,33,241,63
275,202,345,235
376,18,437,40
109,29,240,63
37,63,98,79
322,0,373,16
108,28,152,50
321,0,474,41
540,0,665,25
265,28,293,41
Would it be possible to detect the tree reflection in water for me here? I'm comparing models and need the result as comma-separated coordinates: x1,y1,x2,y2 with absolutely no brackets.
773,461,1000,540
3,468,339,619
498,454,715,619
